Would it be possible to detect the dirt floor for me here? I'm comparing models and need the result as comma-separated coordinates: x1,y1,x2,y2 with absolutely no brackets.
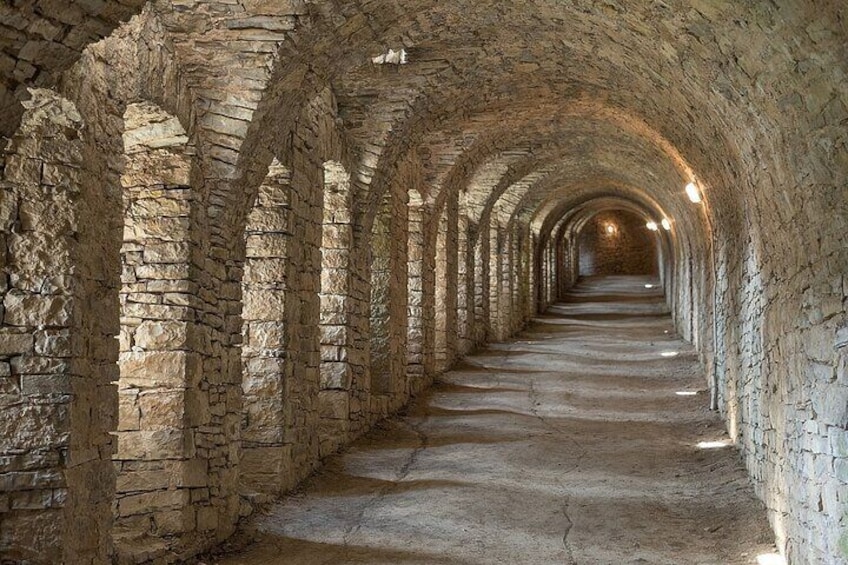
207,276,777,565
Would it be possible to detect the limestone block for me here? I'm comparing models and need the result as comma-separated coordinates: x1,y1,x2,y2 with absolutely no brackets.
114,429,186,460
138,389,185,429
142,242,190,264
240,446,285,480
3,292,72,327
319,249,348,270
319,390,349,420
4,155,42,184
243,258,288,284
118,489,188,517
119,351,187,388
244,356,285,377
154,508,194,535
20,373,71,395
33,329,71,356
320,362,351,390
246,207,290,233
124,217,190,242
0,509,62,562
1,402,68,451
320,268,348,294
246,321,285,350
320,325,348,346
116,470,172,494
0,330,33,354
136,263,190,280
178,459,208,488
134,320,187,350
246,233,288,258
243,289,285,321
196,506,218,531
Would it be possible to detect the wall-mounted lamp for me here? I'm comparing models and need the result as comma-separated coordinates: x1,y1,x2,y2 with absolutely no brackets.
646,221,659,231
661,218,672,231
685,182,702,203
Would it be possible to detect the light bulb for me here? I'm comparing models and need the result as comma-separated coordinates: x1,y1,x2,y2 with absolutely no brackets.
646,221,658,231
685,182,702,203
661,218,671,230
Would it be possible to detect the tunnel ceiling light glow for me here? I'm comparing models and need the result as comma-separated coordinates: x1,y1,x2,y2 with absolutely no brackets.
756,553,787,565
660,351,679,357
661,218,672,230
697,440,732,449
644,284,654,288
676,391,698,396
372,48,408,65
646,221,658,231
606,225,615,234
685,182,702,203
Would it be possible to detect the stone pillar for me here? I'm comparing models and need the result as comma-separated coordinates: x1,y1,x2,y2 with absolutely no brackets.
488,222,503,341
0,89,118,564
456,214,474,356
406,197,427,392
318,161,353,456
474,228,489,346
265,136,323,482
369,198,393,400
433,205,458,373
388,186,408,409
114,102,207,557
240,161,294,497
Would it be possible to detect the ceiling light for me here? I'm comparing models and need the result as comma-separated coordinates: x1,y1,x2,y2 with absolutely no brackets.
756,554,786,565
372,48,408,65
606,225,615,234
661,218,672,230
697,440,731,449
685,182,702,203
646,221,658,231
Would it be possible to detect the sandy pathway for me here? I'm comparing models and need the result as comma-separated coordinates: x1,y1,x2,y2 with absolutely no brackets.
208,276,775,565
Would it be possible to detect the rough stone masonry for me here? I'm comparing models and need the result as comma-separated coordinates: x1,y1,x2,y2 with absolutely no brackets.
0,1,846,564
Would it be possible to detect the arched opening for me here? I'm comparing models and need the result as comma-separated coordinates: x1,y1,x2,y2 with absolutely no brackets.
576,209,659,279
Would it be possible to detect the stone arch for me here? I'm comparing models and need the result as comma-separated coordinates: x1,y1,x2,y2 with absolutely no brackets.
575,209,660,278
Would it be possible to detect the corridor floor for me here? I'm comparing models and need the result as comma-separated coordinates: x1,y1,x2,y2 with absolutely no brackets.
212,276,776,565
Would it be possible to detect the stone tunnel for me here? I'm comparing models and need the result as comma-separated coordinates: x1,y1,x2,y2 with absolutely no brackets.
0,1,846,564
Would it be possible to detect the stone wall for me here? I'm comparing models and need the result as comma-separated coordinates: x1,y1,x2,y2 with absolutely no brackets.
1,2,846,564
577,210,659,277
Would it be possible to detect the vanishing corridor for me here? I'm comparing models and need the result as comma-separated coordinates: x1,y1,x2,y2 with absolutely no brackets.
214,277,774,565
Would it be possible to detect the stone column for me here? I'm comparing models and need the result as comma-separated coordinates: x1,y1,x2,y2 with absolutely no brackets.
240,161,294,497
318,161,353,456
474,228,489,346
114,102,207,556
456,214,474,356
406,196,427,392
488,222,503,341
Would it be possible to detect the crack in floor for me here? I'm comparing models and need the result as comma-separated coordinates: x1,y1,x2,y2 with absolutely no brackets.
340,412,430,556
213,276,778,565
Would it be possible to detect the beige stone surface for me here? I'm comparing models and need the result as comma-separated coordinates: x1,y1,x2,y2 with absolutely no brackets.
0,1,845,564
